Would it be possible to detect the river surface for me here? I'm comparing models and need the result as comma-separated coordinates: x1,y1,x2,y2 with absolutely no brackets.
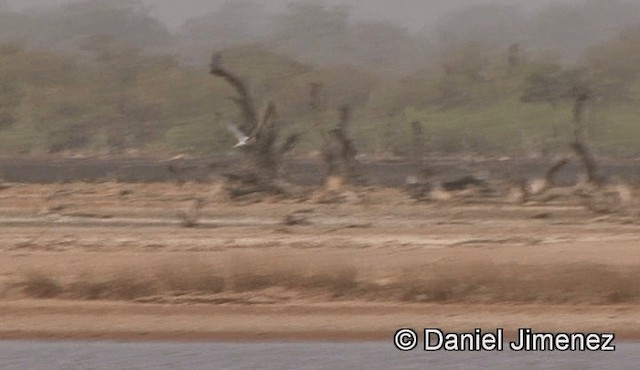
0,341,638,370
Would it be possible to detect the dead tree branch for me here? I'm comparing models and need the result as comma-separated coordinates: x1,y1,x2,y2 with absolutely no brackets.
572,141,602,185
209,52,299,198
279,133,300,156
570,89,603,186
321,105,362,187
545,158,571,188
210,52,258,133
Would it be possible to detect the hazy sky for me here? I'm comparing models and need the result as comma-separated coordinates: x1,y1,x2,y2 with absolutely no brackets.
7,0,580,30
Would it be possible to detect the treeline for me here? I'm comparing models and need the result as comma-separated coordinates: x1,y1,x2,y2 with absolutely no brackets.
3,0,639,72
0,0,639,157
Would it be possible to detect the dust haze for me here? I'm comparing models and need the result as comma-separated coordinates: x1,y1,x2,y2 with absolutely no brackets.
1,0,640,353
5,1,580,30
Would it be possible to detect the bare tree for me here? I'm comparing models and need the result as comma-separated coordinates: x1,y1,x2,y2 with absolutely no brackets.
209,52,299,197
570,88,603,186
321,105,361,187
520,66,604,195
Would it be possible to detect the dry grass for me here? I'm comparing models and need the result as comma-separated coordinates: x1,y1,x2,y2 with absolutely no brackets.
393,263,640,304
155,260,225,293
20,273,63,299
15,258,640,304
225,253,359,297
69,270,158,300
229,266,359,297
16,254,360,301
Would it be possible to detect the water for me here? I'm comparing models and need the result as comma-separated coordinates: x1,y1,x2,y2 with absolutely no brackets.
0,341,637,370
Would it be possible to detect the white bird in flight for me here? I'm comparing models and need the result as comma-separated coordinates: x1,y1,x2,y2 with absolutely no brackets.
226,122,251,148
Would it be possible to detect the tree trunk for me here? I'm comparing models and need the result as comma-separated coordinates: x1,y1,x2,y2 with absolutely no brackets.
570,90,603,186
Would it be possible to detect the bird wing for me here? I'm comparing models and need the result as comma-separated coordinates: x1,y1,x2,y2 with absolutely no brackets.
226,122,249,142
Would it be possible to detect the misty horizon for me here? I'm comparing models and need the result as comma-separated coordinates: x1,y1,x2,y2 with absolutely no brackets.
1,0,636,65
1,0,639,157
6,0,583,32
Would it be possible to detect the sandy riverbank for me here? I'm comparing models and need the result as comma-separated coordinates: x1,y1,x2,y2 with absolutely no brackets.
0,183,638,342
